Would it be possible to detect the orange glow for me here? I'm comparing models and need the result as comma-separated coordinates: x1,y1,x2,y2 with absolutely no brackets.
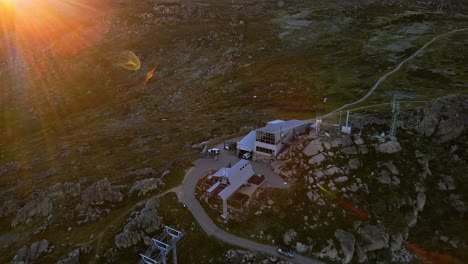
144,66,158,85
403,241,464,264
318,186,369,221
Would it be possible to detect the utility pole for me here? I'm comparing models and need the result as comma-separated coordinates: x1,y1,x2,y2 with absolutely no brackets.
389,94,400,140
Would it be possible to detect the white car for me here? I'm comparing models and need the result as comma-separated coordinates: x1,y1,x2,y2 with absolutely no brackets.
277,247,294,258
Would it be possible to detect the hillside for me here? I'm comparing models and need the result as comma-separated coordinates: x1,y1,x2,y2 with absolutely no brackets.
0,0,467,263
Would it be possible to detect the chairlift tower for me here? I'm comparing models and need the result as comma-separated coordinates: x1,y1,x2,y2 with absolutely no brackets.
139,226,184,264
389,95,400,140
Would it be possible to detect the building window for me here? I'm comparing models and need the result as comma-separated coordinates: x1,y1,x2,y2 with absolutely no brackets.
256,146,274,155
256,131,276,145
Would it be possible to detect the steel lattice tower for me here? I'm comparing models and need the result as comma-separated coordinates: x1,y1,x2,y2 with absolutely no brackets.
389,95,400,140
139,226,184,264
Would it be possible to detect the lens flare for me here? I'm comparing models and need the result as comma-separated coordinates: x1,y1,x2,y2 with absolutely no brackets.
318,185,369,221
403,241,464,264
113,50,141,71
144,65,157,85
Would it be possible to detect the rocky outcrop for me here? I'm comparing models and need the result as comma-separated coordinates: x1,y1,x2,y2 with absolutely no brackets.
0,161,21,176
357,224,389,251
0,200,20,217
400,94,468,141
12,195,53,228
49,182,81,198
57,249,80,264
129,178,162,196
335,230,355,264
122,167,158,178
11,239,51,263
56,247,91,264
79,178,123,209
114,197,162,249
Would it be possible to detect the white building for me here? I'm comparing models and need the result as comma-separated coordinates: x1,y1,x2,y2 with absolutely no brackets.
237,119,309,158
206,159,255,218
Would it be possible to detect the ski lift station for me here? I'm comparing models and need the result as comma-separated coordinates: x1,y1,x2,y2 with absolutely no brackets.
204,159,266,218
237,119,309,159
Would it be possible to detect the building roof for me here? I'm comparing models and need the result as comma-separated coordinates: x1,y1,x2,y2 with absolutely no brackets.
237,130,256,152
218,159,255,200
257,119,309,133
212,168,229,177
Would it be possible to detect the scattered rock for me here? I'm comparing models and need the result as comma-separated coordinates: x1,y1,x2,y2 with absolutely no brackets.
0,161,21,176
308,153,326,165
377,171,391,184
283,229,296,245
348,159,360,170
406,209,418,228
357,224,389,251
443,175,456,190
355,244,367,263
335,176,349,183
318,239,339,261
76,143,90,156
335,229,355,264
296,242,308,253
341,146,358,155
450,199,465,217
57,249,80,264
390,233,403,251
325,166,340,176
384,161,399,175
416,192,426,211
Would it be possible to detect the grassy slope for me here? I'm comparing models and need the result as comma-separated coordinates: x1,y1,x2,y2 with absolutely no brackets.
0,0,467,262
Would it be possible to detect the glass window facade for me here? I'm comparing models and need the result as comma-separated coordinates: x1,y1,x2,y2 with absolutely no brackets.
256,146,274,155
256,131,276,145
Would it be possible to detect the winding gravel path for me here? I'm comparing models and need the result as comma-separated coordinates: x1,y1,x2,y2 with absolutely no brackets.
317,27,468,120
179,28,467,263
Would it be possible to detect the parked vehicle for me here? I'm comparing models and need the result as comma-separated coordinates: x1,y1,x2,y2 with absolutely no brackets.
242,152,252,160
277,247,294,258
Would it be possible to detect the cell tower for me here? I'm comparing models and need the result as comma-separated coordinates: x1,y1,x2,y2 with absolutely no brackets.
139,226,184,264
389,94,400,140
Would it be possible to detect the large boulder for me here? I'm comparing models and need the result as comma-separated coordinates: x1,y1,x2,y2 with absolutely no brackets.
416,192,426,211
283,229,297,245
12,239,50,263
303,140,324,157
400,94,468,141
129,178,162,196
335,230,355,264
308,153,326,165
357,224,389,251
375,141,402,154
